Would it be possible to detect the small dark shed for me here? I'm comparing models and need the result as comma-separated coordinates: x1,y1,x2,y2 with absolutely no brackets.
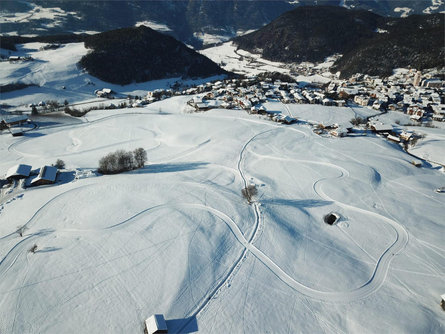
324,212,340,225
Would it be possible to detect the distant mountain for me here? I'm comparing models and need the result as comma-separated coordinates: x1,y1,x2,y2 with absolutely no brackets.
332,13,445,77
78,26,227,85
234,6,383,63
1,0,295,48
234,6,445,77
1,1,443,48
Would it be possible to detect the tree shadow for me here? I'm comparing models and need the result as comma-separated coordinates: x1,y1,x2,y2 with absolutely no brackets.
132,162,209,174
22,132,45,138
165,316,198,333
35,247,62,253
262,198,333,208
56,171,77,184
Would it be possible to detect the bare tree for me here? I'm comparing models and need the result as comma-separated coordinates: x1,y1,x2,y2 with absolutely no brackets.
133,148,147,168
53,159,65,169
242,184,258,204
29,244,38,253
16,225,28,237
116,150,135,171
99,148,145,174
98,152,119,174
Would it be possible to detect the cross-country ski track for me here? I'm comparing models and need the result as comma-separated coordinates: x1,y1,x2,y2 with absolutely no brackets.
1,104,444,333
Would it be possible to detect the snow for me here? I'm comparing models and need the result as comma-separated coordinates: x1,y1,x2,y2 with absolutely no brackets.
370,111,445,165
200,42,289,76
0,3,80,28
135,21,172,32
1,93,445,333
1,42,445,334
394,7,413,17
408,127,445,165
375,28,388,34
0,43,225,108
194,32,232,46
423,0,444,14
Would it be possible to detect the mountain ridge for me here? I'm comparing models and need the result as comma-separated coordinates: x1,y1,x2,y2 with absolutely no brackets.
233,6,445,77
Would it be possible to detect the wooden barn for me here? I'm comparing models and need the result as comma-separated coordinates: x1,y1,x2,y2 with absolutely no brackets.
145,314,168,334
30,166,58,187
5,164,32,181
1,115,29,128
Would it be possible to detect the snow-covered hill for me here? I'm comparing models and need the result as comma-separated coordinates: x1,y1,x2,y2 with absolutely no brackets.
1,42,445,333
1,96,445,333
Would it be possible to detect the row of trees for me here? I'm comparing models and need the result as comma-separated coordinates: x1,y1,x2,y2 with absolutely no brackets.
98,148,147,174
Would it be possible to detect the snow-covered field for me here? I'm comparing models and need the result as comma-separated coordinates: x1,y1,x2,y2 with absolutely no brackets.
200,42,290,76
0,2,80,28
0,43,225,108
371,111,445,165
1,43,445,333
1,97,445,333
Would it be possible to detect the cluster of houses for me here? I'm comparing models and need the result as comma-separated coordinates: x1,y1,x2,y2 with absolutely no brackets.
288,54,342,78
337,68,444,123
367,121,422,146
3,164,58,187
88,66,443,131
182,78,345,112
5,55,33,62
94,88,114,98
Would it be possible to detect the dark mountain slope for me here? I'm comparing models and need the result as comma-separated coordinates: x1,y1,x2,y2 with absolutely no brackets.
234,6,444,77
78,26,227,85
332,13,445,78
2,1,443,48
234,6,383,63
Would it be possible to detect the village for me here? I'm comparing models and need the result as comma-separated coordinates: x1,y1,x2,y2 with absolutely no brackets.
1,67,444,187
125,66,445,144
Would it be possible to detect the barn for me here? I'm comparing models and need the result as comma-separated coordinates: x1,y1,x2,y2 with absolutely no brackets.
5,164,32,181
1,115,29,128
145,314,168,334
30,166,58,186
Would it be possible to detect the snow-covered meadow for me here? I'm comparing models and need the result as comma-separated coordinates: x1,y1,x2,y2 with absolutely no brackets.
1,42,445,333
1,97,445,333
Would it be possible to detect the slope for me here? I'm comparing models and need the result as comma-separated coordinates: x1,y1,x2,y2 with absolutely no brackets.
234,6,445,77
234,5,383,63
78,26,227,85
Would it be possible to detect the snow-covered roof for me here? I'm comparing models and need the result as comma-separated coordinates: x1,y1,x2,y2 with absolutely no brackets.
31,166,58,184
387,134,401,143
196,103,208,109
145,314,167,334
370,122,393,132
1,115,29,125
5,164,32,179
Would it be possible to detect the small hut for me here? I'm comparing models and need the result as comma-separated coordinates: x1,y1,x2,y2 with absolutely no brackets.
145,314,168,334
441,294,445,311
324,212,340,225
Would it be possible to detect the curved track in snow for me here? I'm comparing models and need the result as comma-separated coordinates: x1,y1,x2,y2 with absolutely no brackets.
0,114,411,331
